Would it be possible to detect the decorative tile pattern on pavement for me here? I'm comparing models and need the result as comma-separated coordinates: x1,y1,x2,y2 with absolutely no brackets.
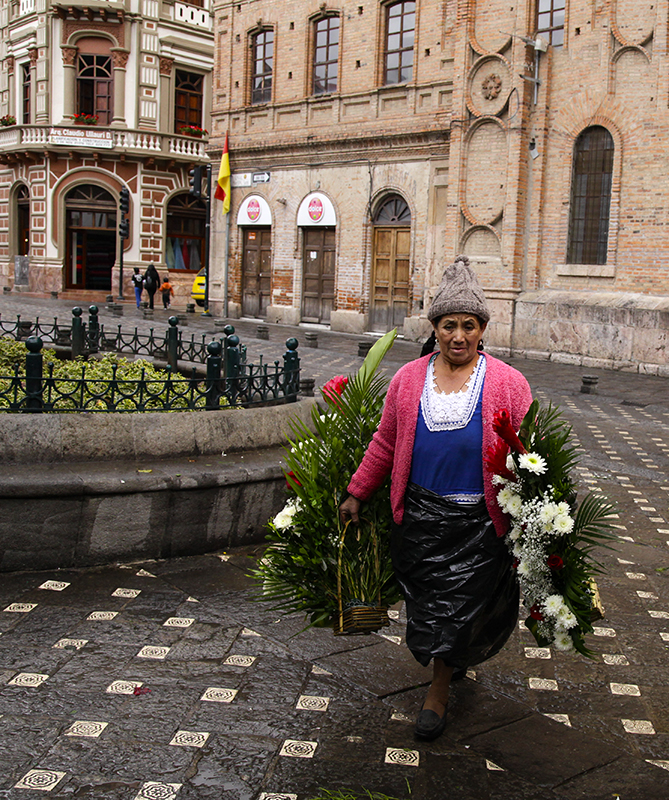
14,769,66,791
279,739,318,758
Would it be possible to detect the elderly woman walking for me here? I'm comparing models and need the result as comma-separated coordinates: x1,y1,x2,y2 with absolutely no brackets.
340,255,532,741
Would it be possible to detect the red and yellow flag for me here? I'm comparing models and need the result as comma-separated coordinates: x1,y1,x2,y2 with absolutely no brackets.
214,131,230,214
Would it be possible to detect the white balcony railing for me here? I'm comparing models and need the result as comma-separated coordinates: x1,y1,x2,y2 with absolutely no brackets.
0,125,208,160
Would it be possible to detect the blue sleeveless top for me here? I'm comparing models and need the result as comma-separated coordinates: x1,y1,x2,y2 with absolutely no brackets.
409,356,485,503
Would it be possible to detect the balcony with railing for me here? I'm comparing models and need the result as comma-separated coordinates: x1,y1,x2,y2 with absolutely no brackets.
0,124,209,161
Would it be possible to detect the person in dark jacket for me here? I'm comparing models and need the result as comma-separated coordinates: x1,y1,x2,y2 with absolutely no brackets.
143,264,161,310
131,268,144,309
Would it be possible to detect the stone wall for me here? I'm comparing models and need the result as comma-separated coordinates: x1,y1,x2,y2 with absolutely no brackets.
0,399,316,571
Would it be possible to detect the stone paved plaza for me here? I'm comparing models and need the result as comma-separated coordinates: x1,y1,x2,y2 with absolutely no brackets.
0,294,669,798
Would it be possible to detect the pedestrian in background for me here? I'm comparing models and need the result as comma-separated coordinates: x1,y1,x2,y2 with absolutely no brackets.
340,255,532,742
131,267,144,309
160,277,175,309
143,264,160,310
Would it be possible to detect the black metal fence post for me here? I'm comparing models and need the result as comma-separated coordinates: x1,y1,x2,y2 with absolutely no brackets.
283,337,300,400
88,305,99,353
222,324,235,377
25,335,43,413
225,334,241,404
205,340,222,410
71,307,84,360
167,316,179,372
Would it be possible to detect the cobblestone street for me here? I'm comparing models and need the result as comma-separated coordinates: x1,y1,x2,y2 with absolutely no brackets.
1,294,669,798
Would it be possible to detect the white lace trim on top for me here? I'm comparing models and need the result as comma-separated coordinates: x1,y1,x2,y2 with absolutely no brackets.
443,492,484,504
420,354,486,431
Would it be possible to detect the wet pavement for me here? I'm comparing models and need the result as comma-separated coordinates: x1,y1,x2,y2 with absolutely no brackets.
1,292,669,798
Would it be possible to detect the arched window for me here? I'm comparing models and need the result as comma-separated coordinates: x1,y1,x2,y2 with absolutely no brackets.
251,29,273,105
166,193,206,271
175,71,204,132
17,185,30,256
374,195,412,225
567,126,614,265
76,38,113,125
384,1,415,85
313,16,339,95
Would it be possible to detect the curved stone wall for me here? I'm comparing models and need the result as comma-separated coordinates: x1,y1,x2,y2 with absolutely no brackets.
0,399,317,572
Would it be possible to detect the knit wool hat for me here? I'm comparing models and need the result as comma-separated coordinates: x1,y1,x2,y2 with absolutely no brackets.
427,254,490,323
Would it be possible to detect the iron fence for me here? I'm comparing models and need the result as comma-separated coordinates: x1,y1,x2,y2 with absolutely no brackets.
0,306,247,367
0,310,300,412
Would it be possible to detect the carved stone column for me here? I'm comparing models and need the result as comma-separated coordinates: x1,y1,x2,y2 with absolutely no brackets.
60,46,78,122
159,56,174,134
28,49,38,124
110,48,130,128
5,57,15,121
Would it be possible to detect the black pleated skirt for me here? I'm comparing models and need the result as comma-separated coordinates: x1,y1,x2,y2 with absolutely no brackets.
391,483,519,669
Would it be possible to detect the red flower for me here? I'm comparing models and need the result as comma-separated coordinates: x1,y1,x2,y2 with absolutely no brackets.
512,558,519,569
322,375,348,406
484,439,517,482
547,554,564,570
285,470,301,490
529,604,544,621
492,409,527,454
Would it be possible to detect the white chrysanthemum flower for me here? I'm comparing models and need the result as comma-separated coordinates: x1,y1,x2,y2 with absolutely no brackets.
518,452,548,475
554,632,575,651
517,561,532,577
553,514,574,534
506,495,523,517
498,487,514,507
557,606,578,629
513,542,523,559
539,503,559,524
543,594,565,617
506,454,516,472
556,502,570,515
508,526,522,542
492,474,508,486
273,499,300,531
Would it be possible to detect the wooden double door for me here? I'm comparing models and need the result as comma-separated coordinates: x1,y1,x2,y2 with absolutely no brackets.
301,227,335,324
370,226,411,332
242,227,271,318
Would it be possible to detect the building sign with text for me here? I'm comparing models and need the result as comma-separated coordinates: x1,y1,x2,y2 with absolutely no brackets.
49,128,114,149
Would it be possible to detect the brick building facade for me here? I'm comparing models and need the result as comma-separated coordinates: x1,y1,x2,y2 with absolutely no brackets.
0,0,213,303
209,0,668,372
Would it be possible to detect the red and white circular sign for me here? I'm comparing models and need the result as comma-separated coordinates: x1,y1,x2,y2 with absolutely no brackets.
308,197,324,222
246,198,260,222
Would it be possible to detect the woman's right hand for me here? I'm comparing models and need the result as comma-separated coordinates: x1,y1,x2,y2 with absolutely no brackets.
339,495,361,524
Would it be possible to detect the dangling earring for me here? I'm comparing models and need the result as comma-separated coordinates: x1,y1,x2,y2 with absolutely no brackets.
478,339,484,351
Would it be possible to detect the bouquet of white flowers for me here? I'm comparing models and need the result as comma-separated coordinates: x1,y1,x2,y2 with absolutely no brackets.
484,400,616,656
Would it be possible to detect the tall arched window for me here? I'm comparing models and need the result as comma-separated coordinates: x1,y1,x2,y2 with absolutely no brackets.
567,126,614,265
313,16,339,95
251,29,273,105
76,38,113,125
17,185,30,256
175,71,204,132
384,1,415,85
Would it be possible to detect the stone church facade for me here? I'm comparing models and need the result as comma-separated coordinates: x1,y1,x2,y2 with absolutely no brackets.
211,1,666,372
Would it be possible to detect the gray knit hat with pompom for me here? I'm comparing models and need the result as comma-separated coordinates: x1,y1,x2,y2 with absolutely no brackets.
427,255,490,323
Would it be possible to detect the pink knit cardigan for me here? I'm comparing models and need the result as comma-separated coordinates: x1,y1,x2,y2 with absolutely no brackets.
347,353,533,536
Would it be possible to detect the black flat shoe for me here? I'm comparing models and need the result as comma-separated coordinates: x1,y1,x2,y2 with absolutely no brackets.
451,668,467,681
415,704,448,741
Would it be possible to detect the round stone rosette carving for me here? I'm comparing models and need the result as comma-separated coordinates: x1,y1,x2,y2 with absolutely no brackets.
467,54,511,117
